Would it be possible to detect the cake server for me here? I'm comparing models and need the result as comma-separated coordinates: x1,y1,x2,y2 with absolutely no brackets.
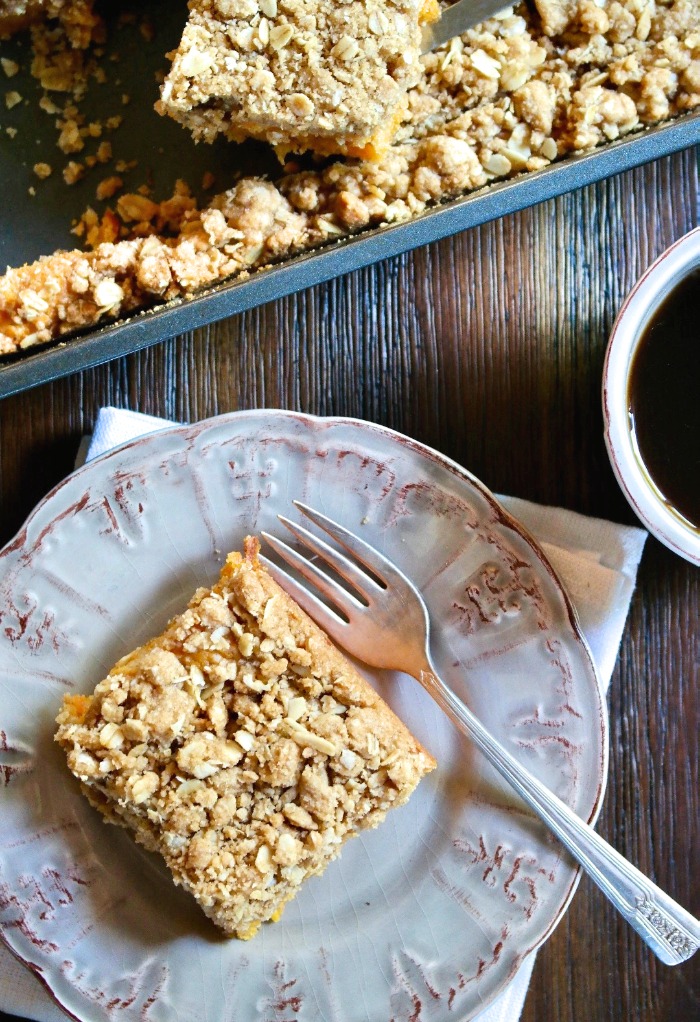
421,0,513,52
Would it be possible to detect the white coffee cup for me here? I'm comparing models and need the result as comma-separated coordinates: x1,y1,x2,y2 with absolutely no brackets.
602,227,700,566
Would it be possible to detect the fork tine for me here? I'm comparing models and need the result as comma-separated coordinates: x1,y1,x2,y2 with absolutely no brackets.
261,531,366,622
259,554,350,638
276,513,382,604
292,501,397,585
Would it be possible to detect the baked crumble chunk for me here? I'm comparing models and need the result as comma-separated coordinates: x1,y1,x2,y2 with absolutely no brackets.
0,0,98,45
55,538,436,939
158,0,440,159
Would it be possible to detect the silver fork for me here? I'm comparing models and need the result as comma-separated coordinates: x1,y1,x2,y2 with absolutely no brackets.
261,502,699,967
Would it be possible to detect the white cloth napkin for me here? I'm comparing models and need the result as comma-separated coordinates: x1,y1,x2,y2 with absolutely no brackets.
0,407,648,1022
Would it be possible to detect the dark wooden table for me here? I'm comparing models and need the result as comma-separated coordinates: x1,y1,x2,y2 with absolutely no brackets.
0,148,697,1022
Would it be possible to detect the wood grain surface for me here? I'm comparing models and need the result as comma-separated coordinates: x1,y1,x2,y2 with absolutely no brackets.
0,148,698,1022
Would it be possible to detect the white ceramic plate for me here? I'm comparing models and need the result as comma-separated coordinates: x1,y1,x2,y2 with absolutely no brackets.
0,411,606,1022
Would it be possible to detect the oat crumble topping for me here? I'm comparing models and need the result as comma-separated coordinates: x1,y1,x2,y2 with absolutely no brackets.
158,0,439,160
0,0,698,355
55,538,436,939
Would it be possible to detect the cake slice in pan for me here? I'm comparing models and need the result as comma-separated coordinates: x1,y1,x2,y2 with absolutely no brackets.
55,537,435,939
0,0,54,33
158,0,439,160
0,0,97,43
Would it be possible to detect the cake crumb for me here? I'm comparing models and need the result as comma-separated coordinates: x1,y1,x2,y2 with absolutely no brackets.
116,192,159,223
63,160,85,184
95,139,111,162
114,157,137,173
1,57,19,78
96,174,123,200
71,204,121,247
57,117,83,153
5,89,22,108
33,161,53,179
39,95,60,114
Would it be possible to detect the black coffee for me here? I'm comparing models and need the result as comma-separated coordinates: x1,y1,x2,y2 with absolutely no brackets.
627,266,700,531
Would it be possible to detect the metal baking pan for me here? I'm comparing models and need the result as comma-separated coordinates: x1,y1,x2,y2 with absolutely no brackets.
0,4,698,399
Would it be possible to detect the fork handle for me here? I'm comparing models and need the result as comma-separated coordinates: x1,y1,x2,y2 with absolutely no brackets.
418,667,700,966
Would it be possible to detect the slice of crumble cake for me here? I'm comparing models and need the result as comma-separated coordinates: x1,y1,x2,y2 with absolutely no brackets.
158,0,439,160
55,537,436,939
